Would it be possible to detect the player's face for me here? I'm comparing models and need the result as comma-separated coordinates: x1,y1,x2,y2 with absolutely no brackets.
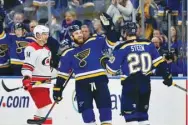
81,27,90,40
41,32,49,44
15,28,24,37
72,30,84,44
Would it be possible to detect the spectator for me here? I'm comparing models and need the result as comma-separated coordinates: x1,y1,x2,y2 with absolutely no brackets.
106,0,133,24
6,12,25,33
151,36,164,56
153,29,168,48
33,0,55,20
25,20,38,38
137,0,157,39
92,18,105,35
81,24,91,41
170,26,182,55
29,20,38,33
136,23,143,38
60,10,82,47
68,0,95,11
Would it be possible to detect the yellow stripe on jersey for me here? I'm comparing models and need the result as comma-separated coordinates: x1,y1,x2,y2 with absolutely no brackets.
84,37,96,44
76,72,106,81
106,65,117,75
106,68,115,75
0,31,5,38
120,42,150,49
61,48,74,56
153,58,165,67
53,87,61,91
106,39,116,46
11,61,23,65
57,74,69,80
121,77,126,81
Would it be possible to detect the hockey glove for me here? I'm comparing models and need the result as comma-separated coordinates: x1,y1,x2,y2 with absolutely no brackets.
163,74,173,87
22,76,32,91
53,87,63,103
100,56,110,69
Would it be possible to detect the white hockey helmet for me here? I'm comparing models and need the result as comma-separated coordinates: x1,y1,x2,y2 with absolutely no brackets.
33,25,49,38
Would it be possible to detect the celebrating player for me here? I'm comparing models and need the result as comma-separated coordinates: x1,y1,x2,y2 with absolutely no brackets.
21,25,53,125
101,21,173,125
53,25,113,125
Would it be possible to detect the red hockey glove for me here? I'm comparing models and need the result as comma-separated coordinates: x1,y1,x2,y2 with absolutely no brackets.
22,76,32,91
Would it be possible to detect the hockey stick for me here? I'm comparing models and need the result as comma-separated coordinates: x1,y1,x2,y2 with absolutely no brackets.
172,83,188,95
146,71,188,94
27,71,74,125
1,77,56,92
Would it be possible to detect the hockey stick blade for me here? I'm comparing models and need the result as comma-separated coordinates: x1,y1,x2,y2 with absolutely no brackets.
27,100,57,124
1,80,23,92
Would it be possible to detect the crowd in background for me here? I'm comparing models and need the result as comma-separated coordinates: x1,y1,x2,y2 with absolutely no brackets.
0,0,187,77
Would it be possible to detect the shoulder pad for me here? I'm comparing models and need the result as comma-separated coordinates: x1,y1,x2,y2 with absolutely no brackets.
114,42,126,50
25,45,35,53
136,39,151,43
85,36,97,44
61,48,74,56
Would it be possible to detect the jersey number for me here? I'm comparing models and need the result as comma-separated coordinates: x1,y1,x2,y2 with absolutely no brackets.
127,53,152,74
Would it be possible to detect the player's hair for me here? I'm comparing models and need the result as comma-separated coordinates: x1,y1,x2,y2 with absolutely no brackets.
121,21,137,36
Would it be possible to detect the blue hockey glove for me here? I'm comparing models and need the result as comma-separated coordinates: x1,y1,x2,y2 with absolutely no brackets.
100,56,110,69
163,74,173,87
53,87,63,102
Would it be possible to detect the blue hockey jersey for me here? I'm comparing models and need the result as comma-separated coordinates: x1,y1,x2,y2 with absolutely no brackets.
106,39,164,80
8,34,33,65
57,35,115,82
0,31,11,68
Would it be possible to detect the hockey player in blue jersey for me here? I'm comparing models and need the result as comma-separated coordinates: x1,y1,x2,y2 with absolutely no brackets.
8,23,33,76
53,25,113,125
101,21,173,125
0,7,12,75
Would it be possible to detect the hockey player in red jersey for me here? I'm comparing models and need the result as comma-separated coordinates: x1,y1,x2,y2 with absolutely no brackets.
21,25,53,125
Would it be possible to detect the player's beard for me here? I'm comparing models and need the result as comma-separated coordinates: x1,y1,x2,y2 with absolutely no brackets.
73,37,84,46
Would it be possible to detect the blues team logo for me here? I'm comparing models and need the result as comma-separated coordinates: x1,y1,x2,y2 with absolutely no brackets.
74,48,90,68
16,41,29,53
0,44,8,57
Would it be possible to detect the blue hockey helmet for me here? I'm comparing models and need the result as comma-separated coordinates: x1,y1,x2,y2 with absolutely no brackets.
121,21,137,36
69,25,81,36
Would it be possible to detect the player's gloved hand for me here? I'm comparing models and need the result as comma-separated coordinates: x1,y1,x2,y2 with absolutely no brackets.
53,86,63,103
22,76,32,91
100,56,110,69
163,74,173,87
